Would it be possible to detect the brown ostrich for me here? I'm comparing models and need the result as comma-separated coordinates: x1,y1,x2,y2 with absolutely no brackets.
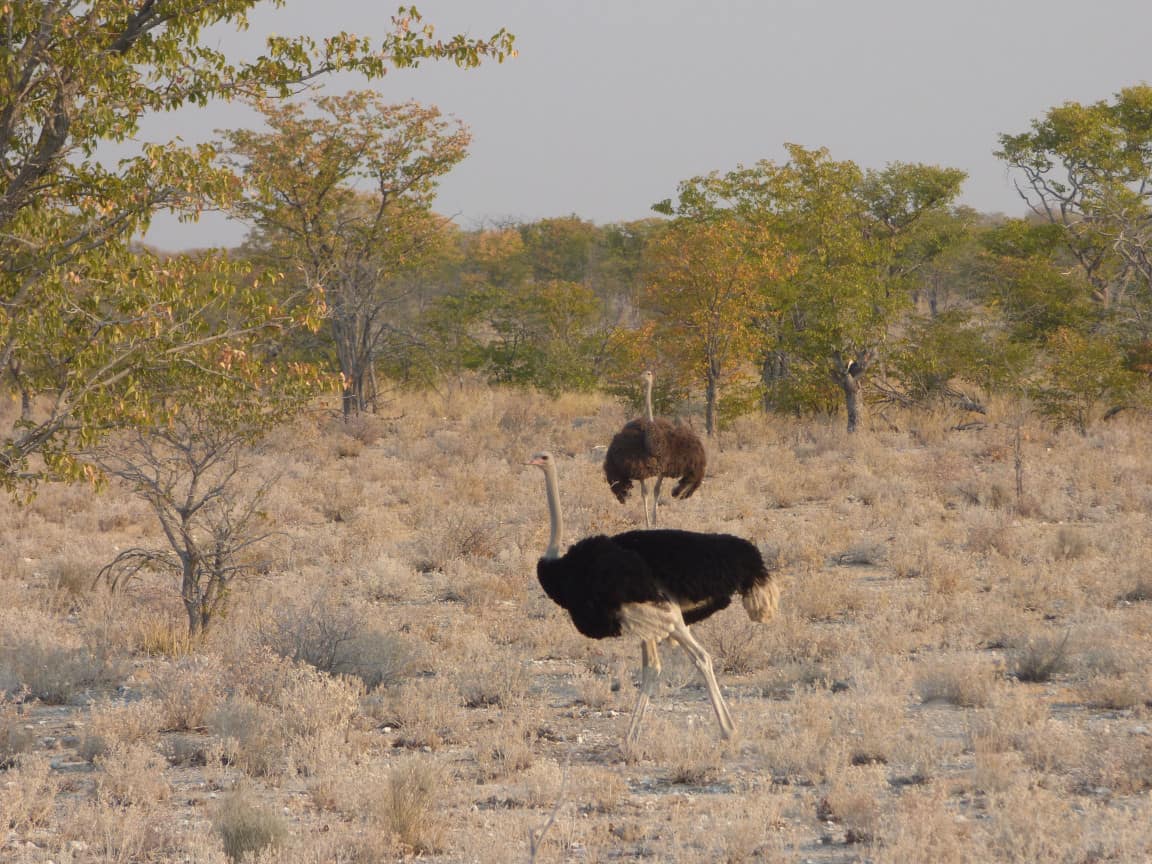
529,451,779,744
603,370,706,527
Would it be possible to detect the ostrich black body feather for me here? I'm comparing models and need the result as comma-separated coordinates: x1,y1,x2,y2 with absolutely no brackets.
536,529,770,638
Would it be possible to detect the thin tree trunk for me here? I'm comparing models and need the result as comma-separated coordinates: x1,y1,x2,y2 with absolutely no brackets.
833,349,872,434
182,563,202,638
841,373,862,433
704,360,719,437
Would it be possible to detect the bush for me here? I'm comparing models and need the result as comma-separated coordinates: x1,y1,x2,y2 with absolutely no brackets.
258,595,414,689
212,787,289,863
0,611,123,704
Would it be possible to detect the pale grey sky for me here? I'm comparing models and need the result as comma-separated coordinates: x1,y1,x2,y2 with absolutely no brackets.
140,0,1152,249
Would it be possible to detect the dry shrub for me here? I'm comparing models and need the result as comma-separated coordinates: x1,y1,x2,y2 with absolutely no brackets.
95,741,171,806
874,786,970,864
914,654,998,707
1078,673,1148,710
81,697,164,761
0,754,56,833
475,717,537,781
787,567,864,622
45,552,96,602
61,797,169,864
821,764,887,845
151,654,227,730
830,540,888,568
709,790,786,862
966,522,1014,557
125,613,197,659
408,510,503,571
356,554,420,603
209,694,285,779
212,786,289,863
1005,630,1072,683
1086,733,1152,794
1119,572,1152,603
455,650,530,709
162,733,222,769
0,610,123,703
310,475,365,524
696,617,772,674
1052,525,1092,561
258,595,415,690
832,685,905,768
628,717,725,784
923,549,976,596
0,695,34,768
967,688,1050,755
519,758,565,808
977,787,1094,863
386,677,463,750
365,755,450,855
291,730,353,797
571,667,614,709
1074,628,1150,708
276,664,363,741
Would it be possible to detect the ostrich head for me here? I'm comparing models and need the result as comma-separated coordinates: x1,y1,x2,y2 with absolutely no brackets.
640,370,653,386
527,451,555,470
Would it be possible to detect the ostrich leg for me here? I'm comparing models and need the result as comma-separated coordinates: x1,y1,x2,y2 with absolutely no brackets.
670,618,735,739
638,479,652,528
651,477,664,526
626,638,662,745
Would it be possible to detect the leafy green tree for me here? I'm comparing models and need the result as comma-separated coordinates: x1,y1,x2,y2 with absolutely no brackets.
219,91,470,417
589,219,664,326
997,85,1152,312
518,216,599,283
1030,328,1144,434
1,1,513,488
647,192,784,436
480,280,606,394
726,146,966,430
976,219,1098,343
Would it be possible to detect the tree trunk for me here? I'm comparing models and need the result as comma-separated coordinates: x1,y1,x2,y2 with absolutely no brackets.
840,373,862,433
704,361,719,437
182,562,203,638
833,350,872,434
760,350,789,413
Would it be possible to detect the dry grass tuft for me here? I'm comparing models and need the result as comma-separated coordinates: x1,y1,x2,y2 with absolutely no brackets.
0,754,56,833
95,741,171,806
0,610,123,703
80,697,164,761
365,755,450,855
212,785,289,862
1005,630,1072,682
915,654,999,707
151,654,227,731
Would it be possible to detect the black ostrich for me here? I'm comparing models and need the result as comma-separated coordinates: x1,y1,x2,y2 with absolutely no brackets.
603,370,706,527
528,451,779,744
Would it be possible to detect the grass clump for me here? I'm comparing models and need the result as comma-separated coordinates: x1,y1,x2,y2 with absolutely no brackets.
212,786,289,863
365,755,450,855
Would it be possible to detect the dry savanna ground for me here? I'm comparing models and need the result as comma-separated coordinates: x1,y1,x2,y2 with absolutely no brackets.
2,383,1152,863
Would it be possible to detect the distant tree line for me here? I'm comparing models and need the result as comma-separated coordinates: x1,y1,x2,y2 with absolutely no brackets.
233,85,1152,437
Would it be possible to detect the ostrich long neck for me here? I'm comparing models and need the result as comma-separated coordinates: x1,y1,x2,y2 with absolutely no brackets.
541,462,564,560
644,375,655,423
